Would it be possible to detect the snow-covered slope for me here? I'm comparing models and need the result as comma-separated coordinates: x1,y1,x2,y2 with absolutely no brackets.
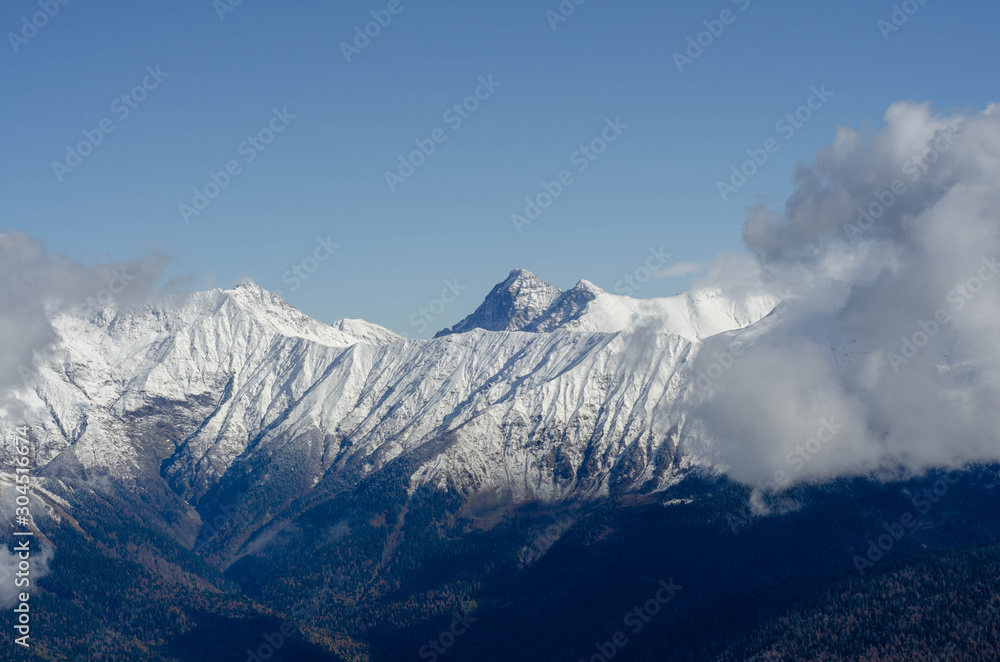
0,271,779,517
525,278,776,340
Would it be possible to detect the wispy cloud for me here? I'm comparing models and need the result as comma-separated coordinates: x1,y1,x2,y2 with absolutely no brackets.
654,262,703,278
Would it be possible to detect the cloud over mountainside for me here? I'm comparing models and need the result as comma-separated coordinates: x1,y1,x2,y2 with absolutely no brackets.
0,232,168,412
694,101,1000,486
0,234,166,601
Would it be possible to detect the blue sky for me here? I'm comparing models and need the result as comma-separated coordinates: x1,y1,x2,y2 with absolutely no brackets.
2,0,996,336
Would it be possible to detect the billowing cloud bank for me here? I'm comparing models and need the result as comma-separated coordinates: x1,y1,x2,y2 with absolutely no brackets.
695,101,1000,487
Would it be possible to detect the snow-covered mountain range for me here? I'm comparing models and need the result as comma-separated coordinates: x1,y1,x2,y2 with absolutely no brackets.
1,270,780,533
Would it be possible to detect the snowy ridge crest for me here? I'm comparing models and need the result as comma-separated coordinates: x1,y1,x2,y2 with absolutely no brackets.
3,271,779,509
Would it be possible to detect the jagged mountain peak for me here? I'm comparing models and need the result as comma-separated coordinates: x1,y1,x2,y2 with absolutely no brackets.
234,277,264,290
572,278,605,294
77,281,396,351
212,283,401,348
504,267,539,282
524,280,602,333
435,269,782,340
435,268,562,337
221,277,281,304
